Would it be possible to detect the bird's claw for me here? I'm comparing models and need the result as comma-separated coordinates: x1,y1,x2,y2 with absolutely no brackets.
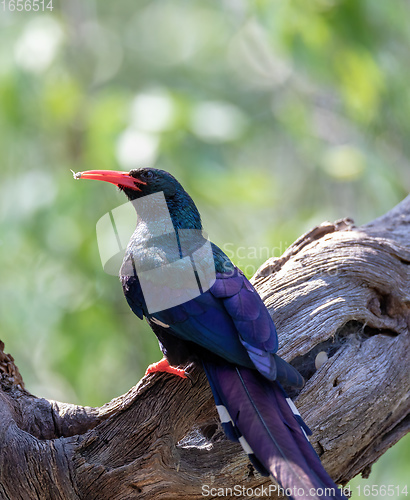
183,369,196,386
182,361,198,386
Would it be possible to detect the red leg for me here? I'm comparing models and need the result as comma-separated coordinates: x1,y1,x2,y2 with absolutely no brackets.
145,358,187,379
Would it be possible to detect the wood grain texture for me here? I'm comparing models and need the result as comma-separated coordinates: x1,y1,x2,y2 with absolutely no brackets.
1,197,409,499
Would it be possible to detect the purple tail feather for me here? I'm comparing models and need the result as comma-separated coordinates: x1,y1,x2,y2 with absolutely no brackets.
203,361,346,500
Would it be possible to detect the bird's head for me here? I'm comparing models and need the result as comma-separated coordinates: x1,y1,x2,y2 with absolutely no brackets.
73,167,202,229
72,167,181,200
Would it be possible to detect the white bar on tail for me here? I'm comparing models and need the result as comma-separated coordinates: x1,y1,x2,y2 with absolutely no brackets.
286,397,301,416
216,405,232,424
286,398,309,440
239,436,254,455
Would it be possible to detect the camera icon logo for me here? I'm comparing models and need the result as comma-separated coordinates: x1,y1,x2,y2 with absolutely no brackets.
96,192,216,314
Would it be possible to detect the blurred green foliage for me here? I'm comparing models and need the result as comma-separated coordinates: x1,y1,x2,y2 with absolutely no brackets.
0,0,408,496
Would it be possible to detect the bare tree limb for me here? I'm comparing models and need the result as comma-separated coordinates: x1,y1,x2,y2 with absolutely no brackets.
1,197,409,499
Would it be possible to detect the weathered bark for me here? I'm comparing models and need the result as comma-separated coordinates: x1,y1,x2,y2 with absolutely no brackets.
1,197,409,500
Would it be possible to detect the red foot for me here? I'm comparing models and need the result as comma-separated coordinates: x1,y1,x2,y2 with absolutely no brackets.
145,358,187,379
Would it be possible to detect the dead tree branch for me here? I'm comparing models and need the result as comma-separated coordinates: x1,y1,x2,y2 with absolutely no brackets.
1,197,409,499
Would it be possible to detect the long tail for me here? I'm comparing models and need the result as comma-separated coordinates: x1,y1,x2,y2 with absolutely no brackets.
203,361,346,500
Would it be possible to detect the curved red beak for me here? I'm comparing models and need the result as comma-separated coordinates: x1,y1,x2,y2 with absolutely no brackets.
72,170,145,191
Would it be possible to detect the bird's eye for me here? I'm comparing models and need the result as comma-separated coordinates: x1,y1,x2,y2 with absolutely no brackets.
143,170,154,180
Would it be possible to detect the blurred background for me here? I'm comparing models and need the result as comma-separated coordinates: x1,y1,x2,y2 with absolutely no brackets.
0,0,408,496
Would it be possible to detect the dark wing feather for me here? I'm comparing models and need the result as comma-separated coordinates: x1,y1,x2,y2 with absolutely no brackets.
122,262,302,385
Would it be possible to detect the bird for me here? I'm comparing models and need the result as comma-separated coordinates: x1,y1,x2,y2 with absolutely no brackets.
74,167,346,500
